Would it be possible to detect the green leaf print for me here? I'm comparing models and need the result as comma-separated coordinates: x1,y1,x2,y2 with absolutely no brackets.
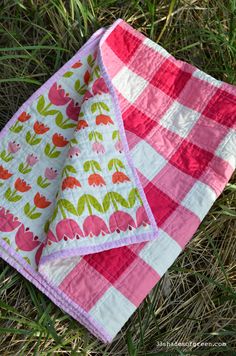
55,112,76,129
88,132,94,141
18,163,31,174
77,195,86,215
44,143,51,156
24,202,30,215
3,237,10,245
23,256,31,265
4,187,22,202
37,176,51,188
10,124,23,133
91,103,98,114
108,159,115,171
113,192,129,208
116,159,125,169
44,220,50,233
50,204,58,223
0,150,13,162
50,151,60,158
75,79,87,95
99,102,109,112
4,187,11,200
128,188,136,208
43,109,58,116
95,131,103,141
92,160,101,171
87,195,103,213
30,212,42,219
87,54,95,67
37,95,45,114
63,71,73,78
26,131,42,145
112,130,119,140
102,193,111,212
83,161,91,172
59,199,77,216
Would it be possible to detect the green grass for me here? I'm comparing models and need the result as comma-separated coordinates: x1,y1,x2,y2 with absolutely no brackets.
0,0,236,355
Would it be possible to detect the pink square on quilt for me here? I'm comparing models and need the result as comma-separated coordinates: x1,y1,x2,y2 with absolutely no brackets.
200,155,235,195
123,105,157,139
150,59,192,99
101,41,124,78
144,182,179,226
152,162,196,203
145,124,183,160
83,246,137,284
162,205,200,248
169,140,214,179
59,259,110,312
188,115,229,153
202,88,236,128
128,42,166,80
177,75,218,113
134,83,172,121
106,24,142,64
114,257,160,306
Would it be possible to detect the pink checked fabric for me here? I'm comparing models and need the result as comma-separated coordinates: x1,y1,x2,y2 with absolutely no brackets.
0,19,235,343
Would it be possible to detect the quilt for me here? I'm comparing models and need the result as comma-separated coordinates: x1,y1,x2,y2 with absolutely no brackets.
0,19,235,343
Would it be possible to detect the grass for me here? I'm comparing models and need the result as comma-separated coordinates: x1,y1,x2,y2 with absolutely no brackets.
0,0,236,355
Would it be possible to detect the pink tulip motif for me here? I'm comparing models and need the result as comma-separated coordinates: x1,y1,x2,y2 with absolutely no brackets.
115,140,123,153
8,141,20,154
55,219,84,241
83,215,109,237
136,206,150,227
68,146,80,158
37,167,58,189
89,131,105,154
0,207,21,232
92,142,105,154
0,141,21,162
35,242,45,265
45,229,58,246
82,90,93,103
45,167,58,180
92,78,109,95
109,211,136,233
66,99,81,121
112,130,123,153
15,224,40,251
48,83,71,106
18,154,38,174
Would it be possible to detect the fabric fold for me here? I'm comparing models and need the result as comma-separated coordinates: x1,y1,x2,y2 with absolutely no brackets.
0,19,235,343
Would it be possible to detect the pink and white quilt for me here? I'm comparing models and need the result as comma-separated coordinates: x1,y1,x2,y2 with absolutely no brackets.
0,19,235,342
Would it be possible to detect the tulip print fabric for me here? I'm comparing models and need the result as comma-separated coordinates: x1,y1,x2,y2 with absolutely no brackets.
0,19,235,343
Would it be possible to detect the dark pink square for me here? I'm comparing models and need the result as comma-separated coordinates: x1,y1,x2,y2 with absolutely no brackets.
144,182,179,226
123,106,157,139
150,59,191,99
83,246,137,284
202,88,236,128
106,24,142,64
169,140,214,179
